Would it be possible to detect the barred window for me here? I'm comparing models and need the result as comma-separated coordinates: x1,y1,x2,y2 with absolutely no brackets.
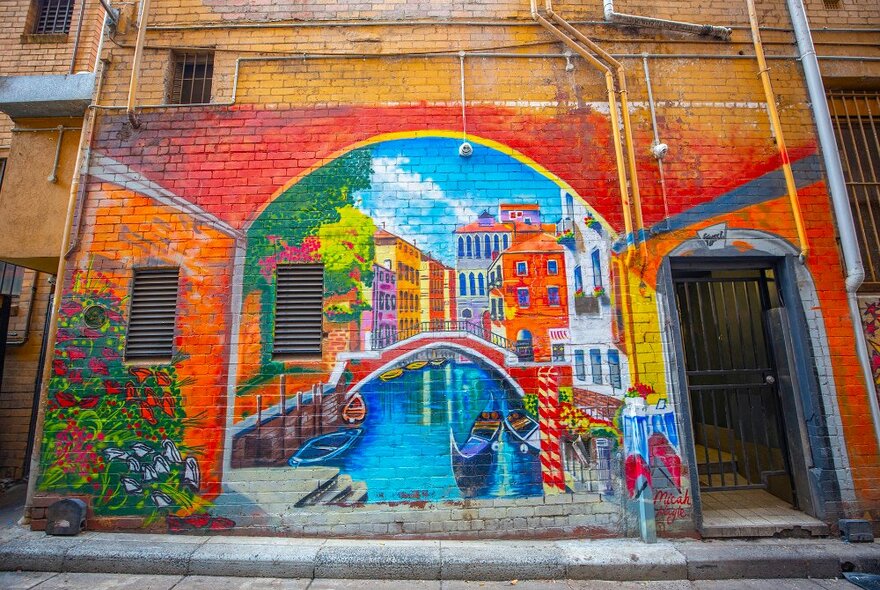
828,91,880,291
33,0,75,34
168,52,214,105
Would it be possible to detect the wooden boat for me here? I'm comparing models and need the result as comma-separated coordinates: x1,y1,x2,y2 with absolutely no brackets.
503,410,541,453
342,393,366,424
379,368,404,382
429,357,448,367
287,428,363,467
450,405,502,497
405,360,428,371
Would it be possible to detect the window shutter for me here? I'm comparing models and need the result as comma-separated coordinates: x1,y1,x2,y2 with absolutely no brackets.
274,264,324,355
125,268,179,359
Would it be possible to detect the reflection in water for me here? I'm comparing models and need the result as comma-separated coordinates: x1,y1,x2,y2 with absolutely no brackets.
326,355,542,503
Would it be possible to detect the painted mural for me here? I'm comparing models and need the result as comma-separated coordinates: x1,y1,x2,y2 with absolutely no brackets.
228,135,636,505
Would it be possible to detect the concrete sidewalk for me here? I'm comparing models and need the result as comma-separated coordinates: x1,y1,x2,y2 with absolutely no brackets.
0,521,878,582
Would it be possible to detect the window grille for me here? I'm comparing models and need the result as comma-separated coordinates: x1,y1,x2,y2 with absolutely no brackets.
169,52,214,105
125,268,179,359
822,0,841,8
34,0,75,34
274,264,324,356
828,90,880,291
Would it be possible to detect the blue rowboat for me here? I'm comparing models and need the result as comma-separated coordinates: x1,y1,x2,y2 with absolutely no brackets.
288,428,363,467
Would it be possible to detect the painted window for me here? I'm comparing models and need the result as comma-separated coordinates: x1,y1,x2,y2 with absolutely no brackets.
608,350,622,389
469,273,476,296
552,344,565,362
490,299,497,320
466,236,472,257
515,261,528,276
547,286,560,306
565,192,575,219
462,308,472,319
478,273,485,295
591,249,603,287
574,265,583,293
503,234,509,250
494,234,500,254
458,237,464,257
574,350,586,381
391,295,396,309
459,273,466,296
484,235,492,258
547,260,558,275
517,288,530,308
590,349,603,385
475,235,481,258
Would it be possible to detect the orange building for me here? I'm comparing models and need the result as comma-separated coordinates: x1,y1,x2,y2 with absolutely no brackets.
488,232,569,362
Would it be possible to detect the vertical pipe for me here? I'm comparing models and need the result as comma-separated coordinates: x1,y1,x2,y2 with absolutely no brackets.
745,0,809,260
126,0,152,126
784,0,880,449
68,0,88,74
643,56,670,221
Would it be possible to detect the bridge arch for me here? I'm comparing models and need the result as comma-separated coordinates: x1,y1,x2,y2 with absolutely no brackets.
343,341,527,400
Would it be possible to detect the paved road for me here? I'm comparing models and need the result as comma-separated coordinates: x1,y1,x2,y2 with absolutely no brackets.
0,572,859,589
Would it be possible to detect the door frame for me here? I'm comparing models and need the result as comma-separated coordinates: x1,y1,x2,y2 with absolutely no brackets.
656,235,848,530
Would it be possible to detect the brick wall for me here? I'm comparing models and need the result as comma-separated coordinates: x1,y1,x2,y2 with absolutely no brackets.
21,0,880,537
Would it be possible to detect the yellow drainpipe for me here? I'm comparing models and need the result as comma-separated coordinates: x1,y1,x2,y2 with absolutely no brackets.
127,0,152,126
543,0,646,260
745,0,809,260
529,0,635,249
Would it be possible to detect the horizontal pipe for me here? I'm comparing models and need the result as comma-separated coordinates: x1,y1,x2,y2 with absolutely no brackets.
141,19,880,34
11,127,82,133
603,0,732,40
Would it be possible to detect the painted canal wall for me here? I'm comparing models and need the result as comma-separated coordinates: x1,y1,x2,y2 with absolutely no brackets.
27,0,880,537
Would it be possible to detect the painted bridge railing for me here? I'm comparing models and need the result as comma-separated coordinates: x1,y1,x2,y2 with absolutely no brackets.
372,320,520,353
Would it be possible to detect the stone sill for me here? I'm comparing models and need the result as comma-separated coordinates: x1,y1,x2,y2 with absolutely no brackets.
20,33,70,44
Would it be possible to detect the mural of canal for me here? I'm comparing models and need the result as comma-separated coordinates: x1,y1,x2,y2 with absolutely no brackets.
326,354,542,503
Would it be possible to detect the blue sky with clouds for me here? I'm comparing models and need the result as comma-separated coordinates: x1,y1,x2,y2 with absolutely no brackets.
354,137,564,267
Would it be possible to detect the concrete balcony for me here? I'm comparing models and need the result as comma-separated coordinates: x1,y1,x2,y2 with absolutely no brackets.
0,73,95,118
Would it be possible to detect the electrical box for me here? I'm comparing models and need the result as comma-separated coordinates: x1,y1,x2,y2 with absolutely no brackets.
839,519,874,543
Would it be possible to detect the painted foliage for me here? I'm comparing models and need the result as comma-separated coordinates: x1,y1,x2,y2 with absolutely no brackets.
39,267,210,518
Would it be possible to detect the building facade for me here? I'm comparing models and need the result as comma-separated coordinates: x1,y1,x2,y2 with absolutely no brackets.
2,0,879,539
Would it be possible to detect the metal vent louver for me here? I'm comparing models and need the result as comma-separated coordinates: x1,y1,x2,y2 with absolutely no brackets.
125,268,179,359
274,264,324,356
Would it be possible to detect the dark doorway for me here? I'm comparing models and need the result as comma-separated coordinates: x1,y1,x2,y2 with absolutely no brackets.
673,266,796,507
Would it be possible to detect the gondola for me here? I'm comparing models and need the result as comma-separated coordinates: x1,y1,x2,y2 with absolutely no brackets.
287,428,363,467
450,406,502,497
503,410,541,453
341,393,366,424
429,357,448,367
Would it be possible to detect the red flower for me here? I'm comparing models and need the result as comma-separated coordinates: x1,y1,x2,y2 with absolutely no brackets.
56,391,77,408
88,357,109,375
67,347,86,361
69,370,83,384
78,396,99,409
53,359,67,376
101,347,120,360
103,380,121,395
82,328,102,339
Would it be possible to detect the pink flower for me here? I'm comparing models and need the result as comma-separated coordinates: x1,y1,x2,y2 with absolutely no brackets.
101,347,120,360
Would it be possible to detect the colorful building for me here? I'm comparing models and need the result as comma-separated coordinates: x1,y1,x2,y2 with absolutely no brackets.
488,231,569,363
2,0,878,542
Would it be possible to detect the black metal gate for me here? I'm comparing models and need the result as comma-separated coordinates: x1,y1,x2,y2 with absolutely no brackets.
674,267,794,498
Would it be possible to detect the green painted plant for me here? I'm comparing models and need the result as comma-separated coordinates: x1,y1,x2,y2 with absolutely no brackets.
39,267,207,518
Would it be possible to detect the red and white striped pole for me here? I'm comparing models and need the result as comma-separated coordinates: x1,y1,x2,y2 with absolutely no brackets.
537,366,566,494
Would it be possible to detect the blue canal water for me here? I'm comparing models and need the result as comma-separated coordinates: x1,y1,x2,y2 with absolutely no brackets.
323,357,542,503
